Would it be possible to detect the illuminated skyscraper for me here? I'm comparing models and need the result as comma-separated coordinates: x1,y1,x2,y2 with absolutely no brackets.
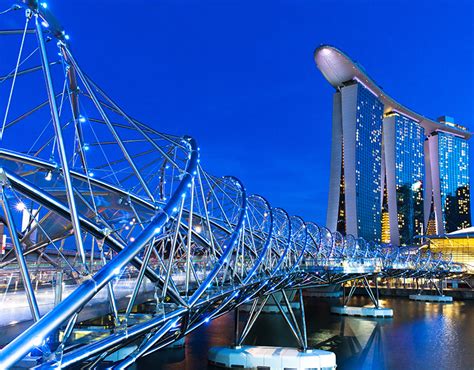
315,45,471,244
425,117,471,233
325,82,383,241
384,112,424,245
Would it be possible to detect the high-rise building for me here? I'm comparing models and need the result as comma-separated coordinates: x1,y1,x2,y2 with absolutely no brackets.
326,82,383,241
315,45,471,244
425,117,471,234
384,112,424,245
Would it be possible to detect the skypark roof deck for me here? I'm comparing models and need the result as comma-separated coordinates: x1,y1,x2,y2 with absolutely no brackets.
314,45,471,139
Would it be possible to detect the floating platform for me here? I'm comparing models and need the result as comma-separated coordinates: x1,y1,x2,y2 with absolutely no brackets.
208,345,336,370
331,305,393,317
409,294,453,303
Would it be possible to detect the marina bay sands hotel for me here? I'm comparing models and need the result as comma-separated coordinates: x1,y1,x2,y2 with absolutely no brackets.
315,45,471,245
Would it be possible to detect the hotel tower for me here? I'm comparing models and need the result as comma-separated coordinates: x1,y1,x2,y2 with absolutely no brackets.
315,45,471,244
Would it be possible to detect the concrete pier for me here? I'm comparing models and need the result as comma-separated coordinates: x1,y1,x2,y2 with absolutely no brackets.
409,294,453,303
208,345,336,370
331,305,393,317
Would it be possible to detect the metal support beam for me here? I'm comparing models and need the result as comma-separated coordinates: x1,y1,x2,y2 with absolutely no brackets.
35,16,88,273
1,187,40,322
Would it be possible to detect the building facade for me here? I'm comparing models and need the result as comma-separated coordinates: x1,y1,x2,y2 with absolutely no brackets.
315,45,471,244
326,82,383,241
384,112,425,245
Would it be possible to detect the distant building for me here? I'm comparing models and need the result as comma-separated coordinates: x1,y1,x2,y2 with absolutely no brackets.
315,45,471,244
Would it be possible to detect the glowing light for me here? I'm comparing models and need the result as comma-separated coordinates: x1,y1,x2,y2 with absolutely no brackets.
412,180,422,191
78,116,86,123
88,171,94,177
15,202,26,212
40,2,48,9
45,171,52,181
64,34,70,40
194,225,202,234
263,212,268,217
129,237,135,242
155,227,161,234
204,317,210,323
41,21,49,28
83,143,90,151
32,335,44,347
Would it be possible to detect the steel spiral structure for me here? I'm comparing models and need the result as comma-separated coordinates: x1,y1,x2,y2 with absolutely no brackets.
0,2,467,368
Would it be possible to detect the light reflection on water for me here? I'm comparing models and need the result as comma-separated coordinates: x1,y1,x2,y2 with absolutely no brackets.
136,296,474,370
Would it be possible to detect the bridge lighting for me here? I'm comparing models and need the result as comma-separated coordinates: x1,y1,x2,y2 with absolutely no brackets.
32,335,44,347
83,143,90,151
64,34,70,40
129,237,135,242
204,317,210,323
263,212,268,218
41,21,49,28
194,225,202,234
125,225,130,231
78,116,86,123
40,2,48,8
45,170,52,181
154,227,161,234
88,171,94,177
15,202,26,212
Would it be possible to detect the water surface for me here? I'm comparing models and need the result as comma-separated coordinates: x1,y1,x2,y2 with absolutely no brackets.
137,296,474,369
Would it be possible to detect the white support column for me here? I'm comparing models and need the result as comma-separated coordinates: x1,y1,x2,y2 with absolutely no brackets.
423,139,433,231
341,84,358,237
326,91,343,232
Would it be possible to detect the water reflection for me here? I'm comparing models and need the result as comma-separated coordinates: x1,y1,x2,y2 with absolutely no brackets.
137,296,474,369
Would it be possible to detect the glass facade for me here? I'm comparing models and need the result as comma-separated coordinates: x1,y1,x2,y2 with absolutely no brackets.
354,84,383,241
393,114,424,244
438,132,471,232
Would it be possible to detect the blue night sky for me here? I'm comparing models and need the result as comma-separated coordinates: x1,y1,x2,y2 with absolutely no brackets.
51,0,473,224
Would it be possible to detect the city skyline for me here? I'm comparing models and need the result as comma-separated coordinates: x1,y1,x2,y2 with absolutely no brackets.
49,1,474,224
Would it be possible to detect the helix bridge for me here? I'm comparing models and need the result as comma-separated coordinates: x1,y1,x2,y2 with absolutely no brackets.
0,2,467,368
